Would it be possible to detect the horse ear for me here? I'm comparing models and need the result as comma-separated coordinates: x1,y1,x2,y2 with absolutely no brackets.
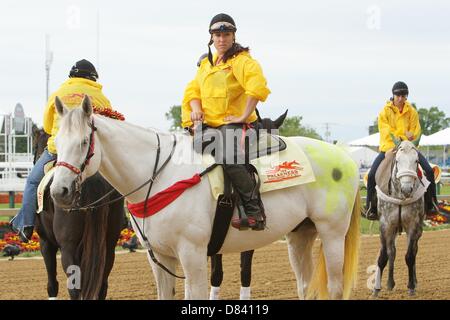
273,109,288,129
390,133,401,148
411,133,421,147
255,108,262,122
55,96,68,117
82,95,93,117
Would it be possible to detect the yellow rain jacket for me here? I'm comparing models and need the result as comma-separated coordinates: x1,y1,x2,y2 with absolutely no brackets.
181,51,270,128
378,100,421,152
43,78,111,154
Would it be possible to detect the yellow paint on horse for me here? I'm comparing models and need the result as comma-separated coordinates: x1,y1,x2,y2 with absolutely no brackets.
304,141,358,216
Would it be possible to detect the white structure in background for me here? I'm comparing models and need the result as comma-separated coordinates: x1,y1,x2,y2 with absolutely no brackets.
348,132,380,148
348,146,379,169
420,128,450,169
0,103,34,192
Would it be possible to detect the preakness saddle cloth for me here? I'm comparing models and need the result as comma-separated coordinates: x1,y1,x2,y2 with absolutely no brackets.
203,136,316,199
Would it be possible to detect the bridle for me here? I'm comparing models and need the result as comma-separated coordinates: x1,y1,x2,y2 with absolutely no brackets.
54,118,97,198
389,145,420,196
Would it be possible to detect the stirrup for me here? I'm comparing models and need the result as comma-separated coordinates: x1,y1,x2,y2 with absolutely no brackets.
231,216,265,231
364,203,378,221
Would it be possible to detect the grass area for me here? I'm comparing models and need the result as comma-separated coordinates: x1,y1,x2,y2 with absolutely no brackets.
438,184,450,195
360,216,450,235
0,203,21,209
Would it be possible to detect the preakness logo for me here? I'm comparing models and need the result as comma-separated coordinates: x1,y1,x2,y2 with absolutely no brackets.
264,160,302,183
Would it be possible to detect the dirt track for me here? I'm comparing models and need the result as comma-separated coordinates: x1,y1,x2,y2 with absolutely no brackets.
1,229,450,300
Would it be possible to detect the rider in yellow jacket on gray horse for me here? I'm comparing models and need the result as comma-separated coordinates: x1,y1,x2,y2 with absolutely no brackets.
11,59,112,242
365,81,438,220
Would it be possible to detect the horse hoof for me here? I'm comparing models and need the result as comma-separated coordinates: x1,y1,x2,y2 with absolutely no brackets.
48,297,58,300
372,289,380,298
408,289,416,296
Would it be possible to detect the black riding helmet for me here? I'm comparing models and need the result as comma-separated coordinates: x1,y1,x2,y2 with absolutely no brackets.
69,59,98,82
392,81,409,96
207,13,237,65
209,13,237,34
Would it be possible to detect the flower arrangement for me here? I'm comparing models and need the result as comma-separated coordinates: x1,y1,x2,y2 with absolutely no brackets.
0,231,40,252
0,227,136,254
92,106,125,121
116,228,136,247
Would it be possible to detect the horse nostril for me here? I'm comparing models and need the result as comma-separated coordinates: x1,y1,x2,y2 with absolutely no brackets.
61,187,69,197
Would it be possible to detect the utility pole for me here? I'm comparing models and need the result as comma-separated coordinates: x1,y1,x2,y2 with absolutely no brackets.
45,34,53,102
96,10,100,70
321,122,339,143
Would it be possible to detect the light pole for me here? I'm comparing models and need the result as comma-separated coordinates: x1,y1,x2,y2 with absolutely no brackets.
45,34,53,102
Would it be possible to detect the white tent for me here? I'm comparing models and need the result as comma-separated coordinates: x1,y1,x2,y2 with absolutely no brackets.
348,146,378,169
419,128,449,168
348,133,380,147
420,128,450,146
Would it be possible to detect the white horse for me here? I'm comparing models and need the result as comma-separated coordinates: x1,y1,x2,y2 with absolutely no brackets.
50,96,361,300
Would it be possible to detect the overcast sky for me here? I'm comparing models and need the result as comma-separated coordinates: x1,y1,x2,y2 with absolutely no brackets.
1,0,449,142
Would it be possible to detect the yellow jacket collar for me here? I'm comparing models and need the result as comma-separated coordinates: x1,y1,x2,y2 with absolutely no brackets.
63,77,103,90
385,100,412,114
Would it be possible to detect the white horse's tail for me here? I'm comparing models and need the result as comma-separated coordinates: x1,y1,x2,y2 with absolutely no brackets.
307,189,361,299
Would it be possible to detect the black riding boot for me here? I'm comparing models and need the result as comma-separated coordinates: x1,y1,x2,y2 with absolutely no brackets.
223,164,265,231
365,179,379,221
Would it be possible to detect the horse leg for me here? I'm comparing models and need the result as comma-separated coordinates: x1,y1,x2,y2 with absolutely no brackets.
209,254,223,300
98,242,118,300
285,221,318,299
178,244,208,299
60,244,81,300
40,238,59,299
147,250,177,300
317,230,345,299
405,224,422,296
240,250,254,300
405,236,419,296
386,233,397,291
373,232,388,297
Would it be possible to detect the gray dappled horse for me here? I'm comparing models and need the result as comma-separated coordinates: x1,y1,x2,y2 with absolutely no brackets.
373,141,428,297
210,109,288,300
33,129,125,299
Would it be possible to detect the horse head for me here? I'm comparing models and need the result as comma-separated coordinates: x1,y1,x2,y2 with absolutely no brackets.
393,140,419,198
50,95,102,208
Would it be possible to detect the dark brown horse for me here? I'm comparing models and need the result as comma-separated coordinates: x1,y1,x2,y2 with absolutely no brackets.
33,128,125,299
210,109,288,300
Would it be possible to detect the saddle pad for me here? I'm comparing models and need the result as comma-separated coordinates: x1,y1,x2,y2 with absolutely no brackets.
203,136,316,200
37,167,55,214
375,150,395,195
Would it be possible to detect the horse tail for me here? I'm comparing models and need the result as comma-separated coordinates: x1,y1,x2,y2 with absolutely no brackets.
307,188,361,299
80,174,109,299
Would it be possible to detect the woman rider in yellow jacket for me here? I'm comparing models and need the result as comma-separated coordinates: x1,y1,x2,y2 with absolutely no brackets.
182,13,270,230
11,59,112,241
365,81,437,220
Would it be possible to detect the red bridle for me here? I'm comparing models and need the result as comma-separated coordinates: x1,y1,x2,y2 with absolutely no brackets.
55,118,96,175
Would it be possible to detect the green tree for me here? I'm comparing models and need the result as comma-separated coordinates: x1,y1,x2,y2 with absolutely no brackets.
165,105,182,131
279,116,322,139
417,106,450,135
369,118,379,134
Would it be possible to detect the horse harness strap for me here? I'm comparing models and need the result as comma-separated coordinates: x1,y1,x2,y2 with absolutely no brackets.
127,132,186,279
68,131,178,212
